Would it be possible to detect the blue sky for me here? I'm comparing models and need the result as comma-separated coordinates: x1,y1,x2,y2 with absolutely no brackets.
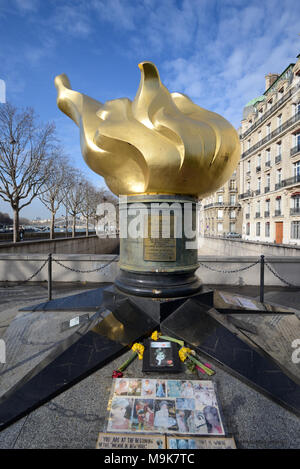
0,0,299,219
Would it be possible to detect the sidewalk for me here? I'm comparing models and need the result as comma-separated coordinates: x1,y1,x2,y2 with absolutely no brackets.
0,283,299,449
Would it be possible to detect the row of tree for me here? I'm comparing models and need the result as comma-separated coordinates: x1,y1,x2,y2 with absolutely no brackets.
0,102,116,242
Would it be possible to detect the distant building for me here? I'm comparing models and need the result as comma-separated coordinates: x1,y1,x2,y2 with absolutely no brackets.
199,164,242,237
239,54,300,245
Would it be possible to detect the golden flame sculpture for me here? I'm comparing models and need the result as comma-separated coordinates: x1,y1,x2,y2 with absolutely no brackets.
55,62,240,197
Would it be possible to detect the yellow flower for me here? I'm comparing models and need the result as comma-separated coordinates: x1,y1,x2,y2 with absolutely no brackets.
178,346,192,362
151,331,161,341
131,343,145,360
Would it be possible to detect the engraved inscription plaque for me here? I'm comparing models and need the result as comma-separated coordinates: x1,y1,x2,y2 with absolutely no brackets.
144,215,176,261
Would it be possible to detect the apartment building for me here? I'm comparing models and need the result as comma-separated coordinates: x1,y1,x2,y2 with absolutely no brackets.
199,165,242,237
239,54,300,245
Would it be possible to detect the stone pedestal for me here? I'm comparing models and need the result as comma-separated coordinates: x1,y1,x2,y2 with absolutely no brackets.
115,194,202,297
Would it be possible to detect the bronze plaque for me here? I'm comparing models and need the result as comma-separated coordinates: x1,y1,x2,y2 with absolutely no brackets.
144,214,176,262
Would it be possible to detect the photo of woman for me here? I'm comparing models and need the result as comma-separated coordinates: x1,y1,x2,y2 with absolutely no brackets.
203,406,224,434
154,400,178,431
108,398,133,431
156,380,166,397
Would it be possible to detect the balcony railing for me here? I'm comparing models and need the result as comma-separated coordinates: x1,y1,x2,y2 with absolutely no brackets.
274,210,282,217
255,189,261,195
275,174,300,191
265,160,271,168
275,154,282,164
256,166,261,172
246,171,251,177
239,191,252,199
291,145,300,157
264,211,270,217
241,111,300,159
240,83,300,140
290,207,300,215
255,212,261,218
245,213,250,219
264,186,270,193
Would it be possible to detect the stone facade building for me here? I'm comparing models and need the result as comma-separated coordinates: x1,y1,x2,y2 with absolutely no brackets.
239,54,300,245
199,165,242,237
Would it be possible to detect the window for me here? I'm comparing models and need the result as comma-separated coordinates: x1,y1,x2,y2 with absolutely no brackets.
230,210,235,219
257,154,261,166
230,194,236,205
265,148,271,165
258,131,261,142
267,100,272,110
217,222,223,233
229,222,236,232
277,141,281,156
247,139,251,150
266,174,270,188
247,160,251,172
265,222,270,237
292,195,300,209
258,177,261,191
229,180,236,190
277,114,282,128
276,197,281,214
247,181,251,192
266,123,271,135
246,223,250,235
256,222,261,236
217,209,223,219
218,194,223,203
277,169,282,183
291,221,300,239
294,161,300,178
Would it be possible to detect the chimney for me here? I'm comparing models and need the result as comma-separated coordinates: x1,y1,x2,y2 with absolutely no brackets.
265,73,279,91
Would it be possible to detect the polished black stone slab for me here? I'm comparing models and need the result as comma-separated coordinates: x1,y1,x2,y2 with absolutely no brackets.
161,298,300,416
19,286,111,312
0,294,159,431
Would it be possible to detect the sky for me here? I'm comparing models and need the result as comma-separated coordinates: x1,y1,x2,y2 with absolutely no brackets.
0,0,299,220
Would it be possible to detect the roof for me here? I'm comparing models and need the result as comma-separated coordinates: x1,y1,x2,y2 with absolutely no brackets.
245,95,265,107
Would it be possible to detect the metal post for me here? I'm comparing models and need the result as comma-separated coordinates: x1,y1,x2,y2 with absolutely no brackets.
48,253,52,302
260,255,264,303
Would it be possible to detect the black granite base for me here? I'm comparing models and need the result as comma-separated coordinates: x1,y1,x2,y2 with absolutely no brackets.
161,298,300,416
1,285,300,432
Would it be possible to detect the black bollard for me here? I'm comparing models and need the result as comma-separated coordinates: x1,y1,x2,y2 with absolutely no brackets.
260,254,265,303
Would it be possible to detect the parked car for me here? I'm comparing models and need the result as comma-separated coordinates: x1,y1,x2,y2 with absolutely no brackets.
225,232,242,238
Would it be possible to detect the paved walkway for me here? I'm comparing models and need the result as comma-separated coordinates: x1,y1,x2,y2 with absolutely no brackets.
0,283,299,449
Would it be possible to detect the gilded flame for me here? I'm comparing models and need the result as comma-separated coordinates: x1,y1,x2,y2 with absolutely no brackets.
54,62,240,197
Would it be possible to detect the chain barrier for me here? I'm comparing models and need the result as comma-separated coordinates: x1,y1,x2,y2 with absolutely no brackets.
198,260,260,274
265,262,300,288
1,258,48,288
53,255,119,273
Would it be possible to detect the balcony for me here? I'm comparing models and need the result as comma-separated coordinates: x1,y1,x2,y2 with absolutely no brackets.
239,191,252,200
240,82,300,140
229,187,238,192
255,189,261,195
264,211,270,217
275,174,300,191
274,210,282,217
241,110,300,159
291,145,300,158
275,154,282,164
265,160,271,168
290,207,300,215
256,166,261,172
255,212,261,218
203,202,224,209
264,186,270,193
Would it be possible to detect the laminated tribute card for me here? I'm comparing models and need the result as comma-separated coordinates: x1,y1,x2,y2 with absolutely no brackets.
106,379,225,436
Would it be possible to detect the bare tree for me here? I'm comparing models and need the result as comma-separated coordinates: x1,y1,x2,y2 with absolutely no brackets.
62,170,85,238
81,180,97,236
0,103,56,242
38,149,70,239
